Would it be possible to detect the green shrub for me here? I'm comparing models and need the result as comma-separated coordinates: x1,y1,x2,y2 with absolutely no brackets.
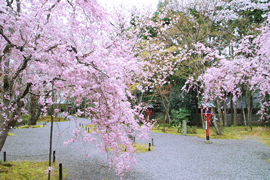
171,108,191,133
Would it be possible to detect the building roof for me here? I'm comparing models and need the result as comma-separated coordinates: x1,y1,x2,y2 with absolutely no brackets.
147,104,154,108
199,102,215,108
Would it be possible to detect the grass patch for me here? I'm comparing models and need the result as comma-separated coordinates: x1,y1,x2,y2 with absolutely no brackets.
133,143,153,153
18,125,43,129
106,143,153,153
152,123,270,147
266,158,270,163
85,124,100,133
0,161,67,180
37,115,67,123
7,133,15,136
15,115,68,128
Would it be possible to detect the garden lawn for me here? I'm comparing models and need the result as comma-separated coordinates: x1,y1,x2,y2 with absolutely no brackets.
152,123,270,147
0,161,67,180
37,115,67,123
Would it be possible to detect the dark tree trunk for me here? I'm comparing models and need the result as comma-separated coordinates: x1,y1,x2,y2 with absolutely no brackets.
217,99,223,126
230,93,233,126
224,99,228,126
195,102,200,126
234,97,238,126
212,107,221,135
247,92,252,130
28,94,41,125
241,94,247,130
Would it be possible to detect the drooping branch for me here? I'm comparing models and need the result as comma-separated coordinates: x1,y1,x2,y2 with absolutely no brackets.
71,46,109,78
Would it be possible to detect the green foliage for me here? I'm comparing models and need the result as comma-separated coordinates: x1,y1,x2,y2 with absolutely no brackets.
171,108,191,133
171,108,191,123
187,126,197,134
15,114,31,126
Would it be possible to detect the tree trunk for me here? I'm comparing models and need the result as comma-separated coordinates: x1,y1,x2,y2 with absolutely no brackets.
197,86,205,129
217,99,223,126
167,99,171,128
224,99,228,126
233,98,238,126
230,93,233,126
240,106,243,125
159,88,171,131
163,111,166,132
212,107,221,135
195,100,200,126
240,94,247,130
0,118,10,151
247,92,252,130
29,94,40,125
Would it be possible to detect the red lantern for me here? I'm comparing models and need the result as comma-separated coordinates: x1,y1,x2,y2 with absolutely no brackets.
146,105,154,123
199,102,215,142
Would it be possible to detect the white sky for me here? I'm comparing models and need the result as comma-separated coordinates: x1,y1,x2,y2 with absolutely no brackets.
97,0,160,11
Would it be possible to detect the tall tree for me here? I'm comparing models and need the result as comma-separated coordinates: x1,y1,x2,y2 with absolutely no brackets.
0,0,154,176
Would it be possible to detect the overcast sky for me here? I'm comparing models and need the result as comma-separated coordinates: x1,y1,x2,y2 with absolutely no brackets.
97,0,160,11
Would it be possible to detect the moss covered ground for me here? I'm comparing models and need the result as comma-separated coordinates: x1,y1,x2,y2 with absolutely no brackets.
152,123,270,147
0,161,67,180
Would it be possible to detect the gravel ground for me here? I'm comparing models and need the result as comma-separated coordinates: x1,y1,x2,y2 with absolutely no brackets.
2,117,270,180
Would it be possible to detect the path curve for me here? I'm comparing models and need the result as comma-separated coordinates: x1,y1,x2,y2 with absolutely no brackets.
2,118,270,180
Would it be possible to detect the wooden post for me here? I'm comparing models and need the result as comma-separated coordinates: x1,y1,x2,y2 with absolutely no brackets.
59,163,62,180
3,152,6,162
152,138,154,146
53,151,56,163
182,120,187,136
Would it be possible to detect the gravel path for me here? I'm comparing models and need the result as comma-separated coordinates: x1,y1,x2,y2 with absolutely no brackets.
2,118,270,180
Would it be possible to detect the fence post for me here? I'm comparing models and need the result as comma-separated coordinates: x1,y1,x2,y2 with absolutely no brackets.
53,151,56,163
59,163,62,180
152,138,154,146
3,151,6,162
